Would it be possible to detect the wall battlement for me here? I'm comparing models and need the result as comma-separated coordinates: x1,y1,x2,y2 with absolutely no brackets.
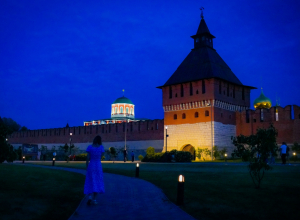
236,105,300,144
8,119,164,145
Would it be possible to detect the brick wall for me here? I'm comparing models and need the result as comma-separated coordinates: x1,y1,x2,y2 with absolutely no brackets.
8,119,164,145
236,105,300,144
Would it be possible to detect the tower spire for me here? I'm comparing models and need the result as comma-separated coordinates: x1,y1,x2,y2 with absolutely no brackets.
200,7,204,19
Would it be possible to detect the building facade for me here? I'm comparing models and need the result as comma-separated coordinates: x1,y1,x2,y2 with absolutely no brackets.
157,13,255,156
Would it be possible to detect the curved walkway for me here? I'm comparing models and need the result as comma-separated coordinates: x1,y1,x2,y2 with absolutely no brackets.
16,164,195,220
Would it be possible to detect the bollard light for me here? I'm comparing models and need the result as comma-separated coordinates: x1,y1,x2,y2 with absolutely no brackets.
135,163,140,178
225,153,227,162
22,156,25,164
52,157,55,166
177,175,185,205
293,152,297,162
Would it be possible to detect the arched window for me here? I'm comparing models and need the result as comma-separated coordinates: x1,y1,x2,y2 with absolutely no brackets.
195,112,199,118
120,107,123,113
130,108,133,114
174,114,177,120
115,107,117,113
182,113,186,119
112,108,114,114
205,110,209,117
126,107,129,113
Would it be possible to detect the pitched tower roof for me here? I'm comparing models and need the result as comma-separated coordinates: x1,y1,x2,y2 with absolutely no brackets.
158,13,255,89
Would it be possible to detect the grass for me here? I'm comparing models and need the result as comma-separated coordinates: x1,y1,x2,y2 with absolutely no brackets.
0,164,85,220
26,161,300,220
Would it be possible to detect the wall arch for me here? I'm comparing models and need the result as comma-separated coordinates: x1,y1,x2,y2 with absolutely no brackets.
181,144,195,160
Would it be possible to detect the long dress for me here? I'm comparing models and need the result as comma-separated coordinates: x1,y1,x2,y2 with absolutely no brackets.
84,145,105,194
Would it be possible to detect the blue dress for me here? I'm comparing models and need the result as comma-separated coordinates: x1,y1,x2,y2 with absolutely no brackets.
84,145,105,195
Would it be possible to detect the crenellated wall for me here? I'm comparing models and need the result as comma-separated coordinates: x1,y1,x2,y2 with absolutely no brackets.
7,119,164,150
236,105,300,144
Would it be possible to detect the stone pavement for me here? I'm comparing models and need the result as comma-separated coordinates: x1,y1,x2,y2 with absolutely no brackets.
14,163,195,220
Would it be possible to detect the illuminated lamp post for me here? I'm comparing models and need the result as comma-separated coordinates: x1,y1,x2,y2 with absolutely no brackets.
206,102,213,161
135,163,139,177
177,175,185,205
225,153,227,162
52,157,55,166
293,152,296,162
69,133,72,161
165,126,169,152
22,156,25,164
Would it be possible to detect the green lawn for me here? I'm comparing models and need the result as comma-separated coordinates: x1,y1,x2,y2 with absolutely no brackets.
0,164,85,220
26,161,300,220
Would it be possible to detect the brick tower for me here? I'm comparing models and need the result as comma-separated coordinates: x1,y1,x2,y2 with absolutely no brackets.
158,12,255,158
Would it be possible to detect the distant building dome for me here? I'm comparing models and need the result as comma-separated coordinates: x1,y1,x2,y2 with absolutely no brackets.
113,96,133,104
254,89,272,109
111,96,135,119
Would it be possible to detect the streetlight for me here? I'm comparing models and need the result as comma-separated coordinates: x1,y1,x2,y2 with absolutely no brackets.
52,157,55,166
22,156,25,164
177,175,185,205
69,132,72,161
206,102,213,161
165,126,169,152
225,153,227,162
293,152,296,162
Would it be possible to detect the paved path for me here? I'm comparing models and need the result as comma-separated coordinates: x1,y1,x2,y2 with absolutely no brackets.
14,163,195,220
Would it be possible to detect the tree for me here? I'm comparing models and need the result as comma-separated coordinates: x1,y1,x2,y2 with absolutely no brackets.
212,146,220,160
219,147,228,159
108,147,118,162
146,146,155,155
232,124,278,189
196,148,211,161
1,117,21,134
292,142,300,153
20,126,28,131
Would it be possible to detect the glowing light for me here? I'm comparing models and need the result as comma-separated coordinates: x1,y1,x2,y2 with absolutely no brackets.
70,133,73,136
178,175,185,182
165,126,168,129
293,152,296,156
136,163,139,167
225,154,227,157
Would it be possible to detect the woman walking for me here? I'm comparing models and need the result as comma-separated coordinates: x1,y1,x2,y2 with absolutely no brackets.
84,135,105,205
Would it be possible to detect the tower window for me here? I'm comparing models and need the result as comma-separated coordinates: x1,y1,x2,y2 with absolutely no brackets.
174,114,177,120
182,113,186,119
229,115,231,119
202,80,205,94
130,108,133,114
126,107,129,113
190,82,193,96
221,113,223,118
120,107,123,113
181,84,184,97
196,38,199,42
175,93,177,97
205,110,209,117
196,90,199,94
195,112,199,118
115,107,117,113
219,81,222,94
169,86,172,99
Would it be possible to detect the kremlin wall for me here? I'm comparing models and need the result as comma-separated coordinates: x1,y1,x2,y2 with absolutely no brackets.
7,11,300,158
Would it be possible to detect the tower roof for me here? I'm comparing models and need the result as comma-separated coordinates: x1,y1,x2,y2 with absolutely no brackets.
192,18,215,39
113,96,133,104
254,89,272,109
158,15,255,89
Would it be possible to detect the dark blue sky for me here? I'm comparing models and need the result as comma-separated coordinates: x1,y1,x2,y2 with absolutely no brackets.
1,0,299,130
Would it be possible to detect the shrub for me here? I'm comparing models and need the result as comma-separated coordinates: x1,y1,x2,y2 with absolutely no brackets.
142,150,192,163
75,153,87,161
146,147,155,155
138,155,144,161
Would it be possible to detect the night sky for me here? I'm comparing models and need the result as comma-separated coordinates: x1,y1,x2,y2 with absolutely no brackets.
1,0,299,130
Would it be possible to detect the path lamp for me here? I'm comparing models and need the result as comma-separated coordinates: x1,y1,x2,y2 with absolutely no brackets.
52,157,55,166
177,175,185,205
165,126,169,152
135,163,139,178
293,152,296,162
225,153,227,162
22,156,25,164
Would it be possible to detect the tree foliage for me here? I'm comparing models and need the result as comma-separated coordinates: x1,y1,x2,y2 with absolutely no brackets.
232,124,278,189
196,148,211,161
